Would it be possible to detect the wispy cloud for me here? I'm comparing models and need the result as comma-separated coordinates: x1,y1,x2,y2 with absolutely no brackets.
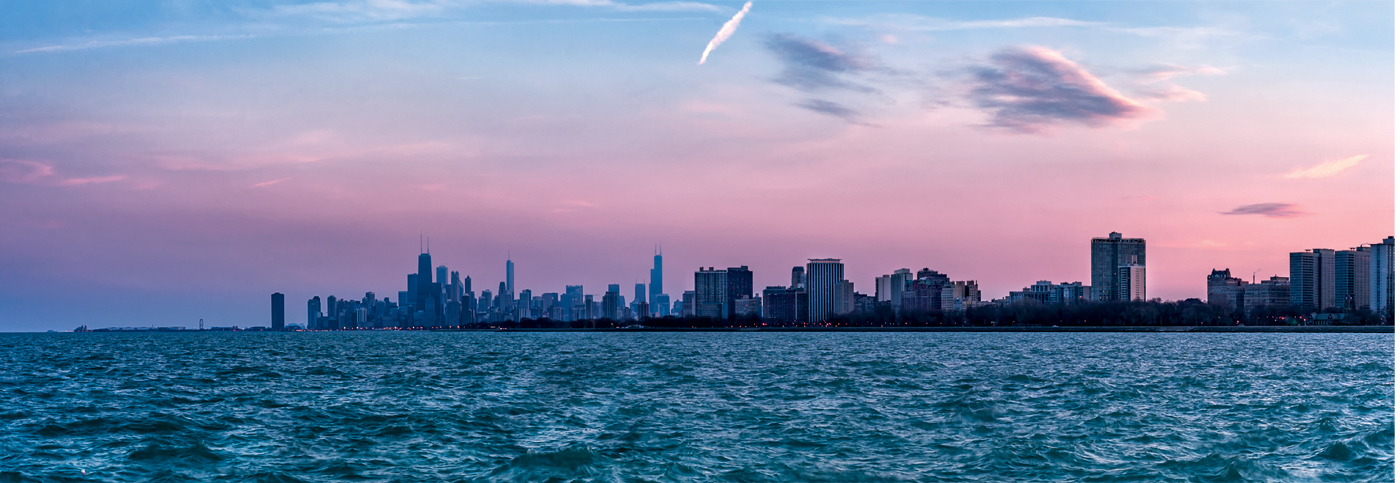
57,175,127,186
0,159,124,187
795,99,860,122
14,35,251,55
825,14,1099,32
1136,84,1207,102
698,1,752,64
1130,63,1228,84
1220,203,1304,218
765,34,877,92
0,159,55,183
253,178,292,188
1283,154,1367,179
965,46,1153,132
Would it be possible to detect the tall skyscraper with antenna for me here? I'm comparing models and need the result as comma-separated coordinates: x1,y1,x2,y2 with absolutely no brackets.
649,245,663,315
416,236,432,312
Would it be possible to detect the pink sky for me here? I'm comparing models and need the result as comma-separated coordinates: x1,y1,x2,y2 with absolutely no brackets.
0,1,1392,330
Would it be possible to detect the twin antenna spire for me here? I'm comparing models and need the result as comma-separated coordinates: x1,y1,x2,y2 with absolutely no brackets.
420,234,430,254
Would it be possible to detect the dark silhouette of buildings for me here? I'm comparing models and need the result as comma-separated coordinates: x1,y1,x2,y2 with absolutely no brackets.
271,292,285,330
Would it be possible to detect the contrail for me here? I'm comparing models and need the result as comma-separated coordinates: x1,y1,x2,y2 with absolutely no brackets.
698,1,752,65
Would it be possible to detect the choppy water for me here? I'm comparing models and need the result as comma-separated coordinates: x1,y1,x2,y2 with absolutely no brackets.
0,332,1391,482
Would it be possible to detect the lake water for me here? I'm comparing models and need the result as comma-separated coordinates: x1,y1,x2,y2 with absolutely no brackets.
0,332,1392,482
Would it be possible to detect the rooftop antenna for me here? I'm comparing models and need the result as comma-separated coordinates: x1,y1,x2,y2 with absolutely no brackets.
420,233,424,254
1252,269,1260,284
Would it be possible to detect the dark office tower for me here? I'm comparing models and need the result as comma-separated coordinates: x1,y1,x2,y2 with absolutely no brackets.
806,259,845,323
694,268,728,319
650,246,663,312
479,290,493,313
326,295,339,330
449,271,461,303
762,286,797,323
436,265,448,286
269,293,285,330
462,275,472,294
726,266,753,319
791,266,805,289
1090,232,1147,302
518,289,532,319
916,269,949,284
506,258,515,301
307,296,321,330
584,294,595,319
417,250,432,312
602,289,620,320
634,283,647,312
1335,247,1371,310
497,282,507,309
407,274,419,308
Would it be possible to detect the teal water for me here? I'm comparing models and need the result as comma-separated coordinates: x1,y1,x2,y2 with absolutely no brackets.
0,332,1391,482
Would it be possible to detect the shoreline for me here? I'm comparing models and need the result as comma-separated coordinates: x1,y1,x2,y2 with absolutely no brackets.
47,326,1396,334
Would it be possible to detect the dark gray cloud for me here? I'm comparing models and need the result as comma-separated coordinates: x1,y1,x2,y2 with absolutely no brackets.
764,34,877,93
967,46,1153,132
795,99,860,121
1219,203,1304,218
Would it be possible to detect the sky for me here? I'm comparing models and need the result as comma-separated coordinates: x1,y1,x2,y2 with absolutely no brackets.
0,0,1393,331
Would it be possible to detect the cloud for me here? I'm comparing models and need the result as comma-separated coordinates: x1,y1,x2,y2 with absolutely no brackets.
697,1,752,64
795,99,860,121
57,176,127,186
253,178,291,188
1136,84,1207,102
1131,63,1227,84
0,159,125,187
14,35,250,54
1219,203,1304,218
965,46,1153,132
0,160,55,184
1283,154,1367,179
764,34,877,92
826,14,1099,32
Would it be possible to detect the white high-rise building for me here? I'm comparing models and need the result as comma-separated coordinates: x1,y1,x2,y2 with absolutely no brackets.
806,259,847,323
1116,264,1146,301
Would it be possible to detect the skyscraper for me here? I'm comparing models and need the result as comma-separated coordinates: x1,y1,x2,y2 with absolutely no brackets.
694,267,728,319
791,266,805,289
1335,247,1370,310
1117,264,1146,301
1091,232,1147,302
417,250,432,312
449,271,461,303
726,266,753,319
436,265,448,288
506,257,515,301
1370,236,1394,317
307,296,321,330
649,246,663,314
806,259,846,323
271,293,285,330
602,287,620,320
1290,249,1335,311
634,283,647,314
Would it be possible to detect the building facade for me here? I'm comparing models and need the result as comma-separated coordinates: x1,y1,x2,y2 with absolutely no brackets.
1091,232,1147,302
694,268,728,319
806,259,847,323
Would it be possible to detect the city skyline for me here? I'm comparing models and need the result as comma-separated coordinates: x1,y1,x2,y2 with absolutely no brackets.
0,1,1393,331
272,230,1391,330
